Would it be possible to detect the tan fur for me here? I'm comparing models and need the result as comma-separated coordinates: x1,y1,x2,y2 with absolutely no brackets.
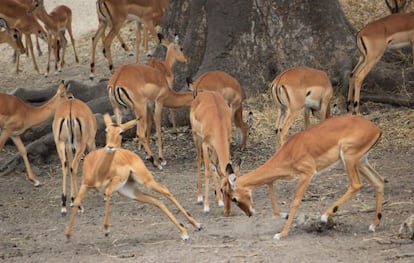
270,66,333,146
52,97,97,214
348,12,414,114
190,70,252,148
222,115,384,240
107,63,193,169
28,0,79,76
190,91,234,214
0,19,25,55
90,0,169,78
0,81,67,186
65,114,201,241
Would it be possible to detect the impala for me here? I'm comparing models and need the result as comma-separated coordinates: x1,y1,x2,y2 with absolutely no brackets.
270,66,333,145
146,34,189,135
0,80,67,186
107,63,193,170
0,0,48,74
90,0,169,79
348,12,414,114
28,0,79,77
187,70,253,149
65,114,201,241
190,91,236,214
385,0,411,13
52,96,97,215
0,18,26,56
222,115,384,240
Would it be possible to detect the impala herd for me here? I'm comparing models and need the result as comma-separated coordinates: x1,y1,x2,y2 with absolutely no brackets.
0,0,411,241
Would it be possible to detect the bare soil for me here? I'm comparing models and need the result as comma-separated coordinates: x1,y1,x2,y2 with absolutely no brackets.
1,1,414,262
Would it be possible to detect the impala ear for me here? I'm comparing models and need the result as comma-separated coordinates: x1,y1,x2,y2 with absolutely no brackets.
121,119,137,131
228,174,237,191
0,18,9,31
103,113,113,127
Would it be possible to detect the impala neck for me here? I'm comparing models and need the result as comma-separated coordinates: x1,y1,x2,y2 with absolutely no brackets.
24,94,62,127
94,149,116,179
237,154,288,190
164,90,194,108
164,48,178,70
33,5,56,31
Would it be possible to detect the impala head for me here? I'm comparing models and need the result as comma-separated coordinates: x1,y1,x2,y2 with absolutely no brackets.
385,0,411,13
159,33,189,63
56,80,68,98
103,114,137,153
0,18,25,54
27,0,44,14
221,173,255,217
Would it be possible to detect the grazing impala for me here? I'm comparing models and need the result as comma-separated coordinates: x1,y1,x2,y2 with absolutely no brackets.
222,115,384,240
146,34,189,135
270,66,333,145
0,18,26,56
385,0,411,13
0,81,67,186
90,0,169,79
107,63,193,169
187,70,253,149
348,12,414,114
28,0,79,77
52,96,97,215
190,91,236,214
65,114,201,241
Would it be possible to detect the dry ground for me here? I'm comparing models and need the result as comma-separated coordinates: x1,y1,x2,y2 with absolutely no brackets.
0,1,413,262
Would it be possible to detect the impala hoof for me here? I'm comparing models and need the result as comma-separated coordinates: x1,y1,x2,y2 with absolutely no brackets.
273,233,282,240
33,181,42,187
181,234,190,241
320,214,329,224
368,224,376,232
218,200,224,207
203,206,210,214
61,207,67,215
196,196,203,205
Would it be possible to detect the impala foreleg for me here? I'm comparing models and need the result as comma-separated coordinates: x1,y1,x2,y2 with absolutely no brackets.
267,183,288,218
65,184,89,239
202,144,212,214
154,103,166,166
274,174,312,240
11,136,41,186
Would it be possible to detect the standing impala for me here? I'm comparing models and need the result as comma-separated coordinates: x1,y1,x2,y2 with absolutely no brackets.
385,0,411,13
348,12,414,114
28,0,79,77
107,63,193,170
222,115,384,240
65,114,201,241
190,91,236,214
0,81,67,186
146,34,189,135
52,96,97,215
270,66,333,145
90,0,169,79
187,70,253,149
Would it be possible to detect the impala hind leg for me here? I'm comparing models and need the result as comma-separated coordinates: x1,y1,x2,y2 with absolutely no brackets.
358,156,384,232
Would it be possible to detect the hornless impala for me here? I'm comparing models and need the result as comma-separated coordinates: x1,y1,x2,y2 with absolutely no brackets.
270,66,333,146
0,18,26,56
28,0,79,77
107,63,194,170
146,34,189,135
65,114,201,241
0,0,48,74
187,70,253,149
190,91,237,214
90,0,169,79
0,81,67,186
52,96,97,215
348,12,414,114
222,115,384,240
385,0,412,13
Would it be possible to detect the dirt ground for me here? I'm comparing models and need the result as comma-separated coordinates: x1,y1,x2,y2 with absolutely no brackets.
1,1,414,262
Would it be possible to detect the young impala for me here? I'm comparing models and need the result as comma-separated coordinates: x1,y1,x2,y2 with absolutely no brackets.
0,80,67,186
65,114,201,241
190,91,236,214
348,11,414,114
270,66,333,145
53,96,97,214
187,70,253,149
222,115,384,240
